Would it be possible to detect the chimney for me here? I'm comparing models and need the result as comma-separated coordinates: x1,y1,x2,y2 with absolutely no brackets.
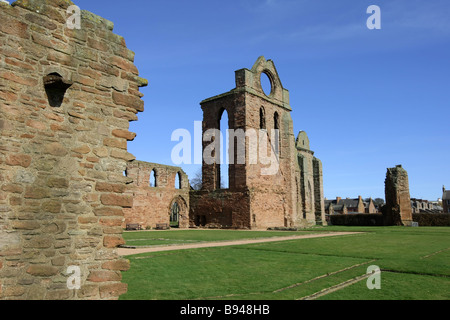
336,197,342,203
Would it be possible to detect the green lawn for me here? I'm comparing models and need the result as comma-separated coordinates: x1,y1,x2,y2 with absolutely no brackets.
119,226,450,300
122,229,321,247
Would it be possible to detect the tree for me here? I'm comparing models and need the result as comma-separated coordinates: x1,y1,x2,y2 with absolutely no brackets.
189,169,226,190
190,169,202,190
373,198,385,208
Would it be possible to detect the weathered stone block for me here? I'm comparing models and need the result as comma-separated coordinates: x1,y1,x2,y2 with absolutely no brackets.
102,259,130,271
99,282,128,299
26,265,59,277
94,206,124,217
103,236,125,248
5,154,32,168
24,187,50,199
100,194,133,208
95,182,126,193
12,221,41,230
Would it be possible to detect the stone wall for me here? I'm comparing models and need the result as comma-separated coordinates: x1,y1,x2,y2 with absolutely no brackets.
296,131,326,226
189,189,250,228
123,161,190,229
0,0,146,299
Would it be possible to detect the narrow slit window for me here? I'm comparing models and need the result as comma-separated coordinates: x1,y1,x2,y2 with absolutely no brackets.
175,172,182,189
274,112,280,155
260,107,266,130
219,108,229,189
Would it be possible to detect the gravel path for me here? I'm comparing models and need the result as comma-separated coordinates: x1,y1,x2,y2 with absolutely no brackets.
118,231,362,256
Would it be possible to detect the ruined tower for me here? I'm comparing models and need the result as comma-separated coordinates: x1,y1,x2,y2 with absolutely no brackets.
189,57,325,229
383,165,413,226
0,0,146,299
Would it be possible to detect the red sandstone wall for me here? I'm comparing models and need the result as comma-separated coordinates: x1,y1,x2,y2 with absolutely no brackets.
0,0,146,300
123,161,190,229
189,190,250,229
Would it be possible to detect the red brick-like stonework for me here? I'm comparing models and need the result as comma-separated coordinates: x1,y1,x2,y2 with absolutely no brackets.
123,161,190,229
0,0,146,299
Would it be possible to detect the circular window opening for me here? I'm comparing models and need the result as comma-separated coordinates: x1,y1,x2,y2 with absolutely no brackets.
260,72,272,96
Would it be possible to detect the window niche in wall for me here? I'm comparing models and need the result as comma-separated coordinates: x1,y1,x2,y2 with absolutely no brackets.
175,171,182,189
44,73,73,108
150,169,157,187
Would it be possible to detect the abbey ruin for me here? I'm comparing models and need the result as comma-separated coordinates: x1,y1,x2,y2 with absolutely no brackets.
188,57,325,229
0,0,328,300
2,0,428,302
123,57,326,230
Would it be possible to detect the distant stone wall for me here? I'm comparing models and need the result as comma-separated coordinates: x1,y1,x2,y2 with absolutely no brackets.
189,189,250,229
0,0,146,300
123,161,190,229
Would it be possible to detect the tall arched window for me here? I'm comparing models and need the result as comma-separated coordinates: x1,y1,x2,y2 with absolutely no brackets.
150,169,157,187
219,108,229,189
175,171,182,189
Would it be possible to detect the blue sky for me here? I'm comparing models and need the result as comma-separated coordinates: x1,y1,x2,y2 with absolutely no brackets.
73,0,450,201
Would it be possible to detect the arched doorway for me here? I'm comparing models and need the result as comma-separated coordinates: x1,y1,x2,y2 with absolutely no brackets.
169,196,187,228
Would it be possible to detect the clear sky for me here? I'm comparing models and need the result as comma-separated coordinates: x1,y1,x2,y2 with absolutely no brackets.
73,0,450,201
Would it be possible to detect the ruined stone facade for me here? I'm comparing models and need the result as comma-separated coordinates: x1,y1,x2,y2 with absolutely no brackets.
382,165,413,226
296,131,325,224
0,0,146,299
123,161,190,229
189,57,326,229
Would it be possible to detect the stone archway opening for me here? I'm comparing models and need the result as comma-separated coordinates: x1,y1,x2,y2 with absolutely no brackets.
169,196,188,228
170,201,180,228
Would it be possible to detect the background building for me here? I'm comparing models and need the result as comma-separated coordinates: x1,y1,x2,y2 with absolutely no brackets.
325,196,377,215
